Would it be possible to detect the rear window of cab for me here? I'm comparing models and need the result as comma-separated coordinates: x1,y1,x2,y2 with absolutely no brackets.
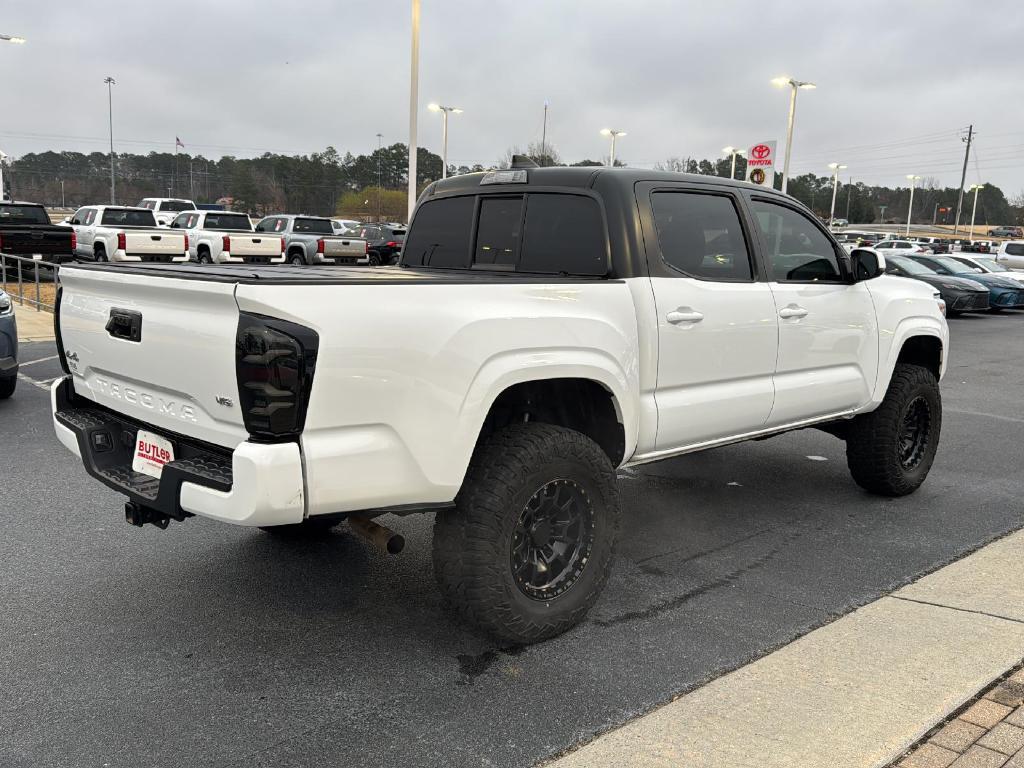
402,193,608,276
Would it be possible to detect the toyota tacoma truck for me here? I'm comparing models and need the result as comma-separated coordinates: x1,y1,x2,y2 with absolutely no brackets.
168,210,285,264
50,168,948,644
68,206,189,263
255,214,369,265
0,201,76,264
138,197,197,227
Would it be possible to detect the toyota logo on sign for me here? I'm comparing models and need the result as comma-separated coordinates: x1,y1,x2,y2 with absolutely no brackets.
751,144,771,160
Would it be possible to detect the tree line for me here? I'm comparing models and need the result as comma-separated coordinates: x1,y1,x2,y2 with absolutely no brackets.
4,142,1020,226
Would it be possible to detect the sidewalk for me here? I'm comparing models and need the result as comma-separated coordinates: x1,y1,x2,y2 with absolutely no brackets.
894,668,1024,767
547,528,1024,768
13,304,55,343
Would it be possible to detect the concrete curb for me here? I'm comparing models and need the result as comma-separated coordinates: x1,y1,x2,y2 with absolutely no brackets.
546,529,1024,768
13,304,56,343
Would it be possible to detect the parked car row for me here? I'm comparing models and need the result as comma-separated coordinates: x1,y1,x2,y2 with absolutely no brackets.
883,251,1024,315
55,204,405,267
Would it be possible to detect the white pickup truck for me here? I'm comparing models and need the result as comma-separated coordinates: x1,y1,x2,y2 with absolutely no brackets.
168,210,285,264
51,168,949,644
67,205,189,263
138,198,197,227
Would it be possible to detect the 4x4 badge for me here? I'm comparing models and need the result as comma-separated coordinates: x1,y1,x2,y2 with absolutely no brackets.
215,396,233,408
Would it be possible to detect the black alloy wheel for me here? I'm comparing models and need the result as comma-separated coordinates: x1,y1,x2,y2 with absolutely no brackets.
510,479,595,601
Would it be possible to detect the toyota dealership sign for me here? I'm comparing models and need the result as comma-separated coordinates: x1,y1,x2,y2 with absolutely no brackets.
745,140,777,187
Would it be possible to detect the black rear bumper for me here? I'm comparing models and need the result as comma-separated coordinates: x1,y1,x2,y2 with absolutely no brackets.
53,377,233,520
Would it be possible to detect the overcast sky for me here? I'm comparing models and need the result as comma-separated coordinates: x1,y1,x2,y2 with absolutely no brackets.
2,0,1022,192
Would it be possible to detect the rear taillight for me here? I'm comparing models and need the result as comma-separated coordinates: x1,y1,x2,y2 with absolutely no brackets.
364,241,369,254
235,313,319,441
184,234,189,250
222,235,231,252
117,232,126,251
386,241,398,248
280,237,286,254
316,238,325,254
70,232,77,251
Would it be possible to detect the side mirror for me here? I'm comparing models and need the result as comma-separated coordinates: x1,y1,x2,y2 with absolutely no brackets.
850,248,885,281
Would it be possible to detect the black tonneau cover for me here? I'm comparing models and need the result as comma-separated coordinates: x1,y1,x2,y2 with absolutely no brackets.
65,263,613,285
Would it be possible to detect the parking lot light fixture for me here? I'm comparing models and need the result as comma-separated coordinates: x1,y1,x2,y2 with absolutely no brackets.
600,128,626,167
0,34,26,44
906,174,922,236
104,76,116,204
428,103,462,180
723,146,746,179
407,0,420,223
772,76,816,194
968,183,983,242
828,163,847,225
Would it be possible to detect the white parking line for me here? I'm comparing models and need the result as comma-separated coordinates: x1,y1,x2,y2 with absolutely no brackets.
17,373,51,391
18,355,58,367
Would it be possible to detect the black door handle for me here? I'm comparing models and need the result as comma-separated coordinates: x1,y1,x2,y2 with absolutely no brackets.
105,308,143,342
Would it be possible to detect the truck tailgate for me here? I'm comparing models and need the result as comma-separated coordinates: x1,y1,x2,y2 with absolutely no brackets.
123,229,186,257
58,266,247,449
228,234,281,257
321,236,365,258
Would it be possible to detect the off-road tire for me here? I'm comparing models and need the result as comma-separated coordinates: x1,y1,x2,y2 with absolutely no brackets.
198,250,213,264
94,246,107,263
259,517,341,536
432,423,620,644
368,252,381,267
846,362,941,496
0,375,16,399
289,253,305,266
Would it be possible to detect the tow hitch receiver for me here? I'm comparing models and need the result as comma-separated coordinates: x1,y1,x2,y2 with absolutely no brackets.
125,501,172,530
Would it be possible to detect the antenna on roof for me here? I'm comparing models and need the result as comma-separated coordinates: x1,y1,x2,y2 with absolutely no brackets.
511,154,539,169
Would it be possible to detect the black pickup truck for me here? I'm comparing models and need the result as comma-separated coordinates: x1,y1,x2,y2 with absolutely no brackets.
0,202,76,264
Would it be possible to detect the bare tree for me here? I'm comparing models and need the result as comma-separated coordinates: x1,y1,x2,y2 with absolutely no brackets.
654,157,690,173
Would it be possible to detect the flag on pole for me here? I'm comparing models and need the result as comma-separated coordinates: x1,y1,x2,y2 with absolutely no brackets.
175,137,184,149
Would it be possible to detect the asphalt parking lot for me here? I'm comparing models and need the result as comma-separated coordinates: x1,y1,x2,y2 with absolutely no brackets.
2,313,1023,768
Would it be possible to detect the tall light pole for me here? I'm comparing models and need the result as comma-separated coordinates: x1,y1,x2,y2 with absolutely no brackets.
376,132,383,222
541,101,549,166
968,183,983,243
428,103,462,179
722,146,746,179
600,128,626,167
104,76,116,204
905,174,921,237
407,0,420,223
827,162,847,224
1,34,26,200
771,76,816,195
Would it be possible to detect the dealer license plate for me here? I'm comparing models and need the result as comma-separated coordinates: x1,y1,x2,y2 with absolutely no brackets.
132,430,175,479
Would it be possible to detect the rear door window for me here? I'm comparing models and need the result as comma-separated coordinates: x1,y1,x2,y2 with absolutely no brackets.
1006,243,1024,256
204,213,251,231
650,192,753,280
294,217,333,234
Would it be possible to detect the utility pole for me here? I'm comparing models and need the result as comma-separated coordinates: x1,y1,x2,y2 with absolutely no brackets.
845,177,852,220
376,132,383,221
104,76,116,204
541,101,548,166
932,202,939,225
407,0,420,223
60,179,65,208
952,124,973,238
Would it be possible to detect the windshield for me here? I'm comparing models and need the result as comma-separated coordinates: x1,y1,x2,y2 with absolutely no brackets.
0,204,50,225
931,255,974,273
101,208,157,227
975,257,1008,272
889,255,934,275
293,217,333,234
